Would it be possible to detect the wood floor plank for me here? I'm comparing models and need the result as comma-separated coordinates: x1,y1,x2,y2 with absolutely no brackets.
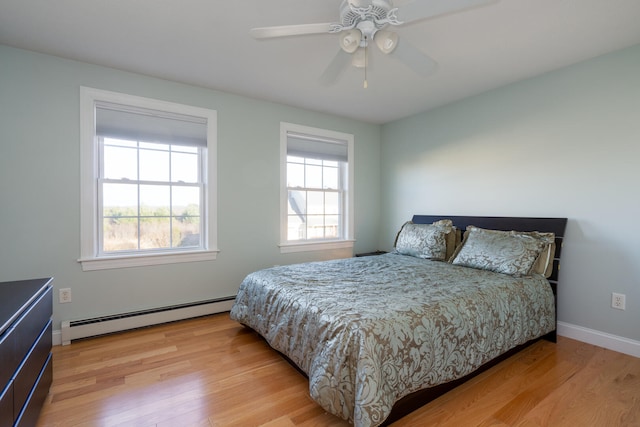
36,313,640,427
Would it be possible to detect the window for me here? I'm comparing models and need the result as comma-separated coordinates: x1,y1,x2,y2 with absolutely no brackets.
79,87,217,270
280,122,354,253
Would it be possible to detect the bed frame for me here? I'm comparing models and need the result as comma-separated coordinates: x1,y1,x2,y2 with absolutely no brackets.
381,215,568,425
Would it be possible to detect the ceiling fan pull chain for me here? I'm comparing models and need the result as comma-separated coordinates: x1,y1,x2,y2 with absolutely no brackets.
364,37,368,89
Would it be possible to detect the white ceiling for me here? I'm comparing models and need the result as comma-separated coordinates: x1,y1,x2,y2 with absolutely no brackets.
1,0,639,124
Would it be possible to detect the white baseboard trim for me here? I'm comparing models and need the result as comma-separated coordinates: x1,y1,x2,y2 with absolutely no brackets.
557,321,640,358
52,298,235,346
53,329,62,346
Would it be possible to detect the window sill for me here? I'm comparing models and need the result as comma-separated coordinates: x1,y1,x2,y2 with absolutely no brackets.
78,249,219,271
279,240,355,254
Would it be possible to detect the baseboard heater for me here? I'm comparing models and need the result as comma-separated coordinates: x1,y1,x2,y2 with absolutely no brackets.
60,296,235,345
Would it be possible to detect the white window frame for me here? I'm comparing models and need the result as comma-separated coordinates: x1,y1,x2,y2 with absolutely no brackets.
79,87,218,270
279,122,354,253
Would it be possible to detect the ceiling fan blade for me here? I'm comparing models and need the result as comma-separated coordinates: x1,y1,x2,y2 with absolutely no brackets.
396,0,497,24
250,23,333,39
319,49,351,86
391,40,438,76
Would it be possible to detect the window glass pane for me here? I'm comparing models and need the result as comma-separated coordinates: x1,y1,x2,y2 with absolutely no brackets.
140,185,170,217
284,156,344,241
103,183,138,217
323,165,339,190
172,186,200,217
173,217,201,247
324,215,340,238
306,215,325,239
305,165,322,189
287,155,304,164
139,217,171,249
287,163,305,188
103,218,138,252
140,148,170,182
171,151,199,183
287,215,305,240
288,190,306,218
102,183,138,252
325,192,339,215
307,191,324,215
103,145,137,180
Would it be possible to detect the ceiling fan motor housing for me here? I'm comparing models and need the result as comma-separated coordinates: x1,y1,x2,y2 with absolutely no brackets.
335,0,402,38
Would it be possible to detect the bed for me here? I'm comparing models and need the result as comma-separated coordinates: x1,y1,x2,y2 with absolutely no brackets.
229,215,567,426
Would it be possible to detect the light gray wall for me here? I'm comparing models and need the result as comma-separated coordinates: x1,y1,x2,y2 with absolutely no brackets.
380,44,640,342
3,41,638,347
0,45,381,330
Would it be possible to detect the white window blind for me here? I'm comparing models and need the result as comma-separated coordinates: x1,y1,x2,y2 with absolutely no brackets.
95,102,207,147
286,131,348,162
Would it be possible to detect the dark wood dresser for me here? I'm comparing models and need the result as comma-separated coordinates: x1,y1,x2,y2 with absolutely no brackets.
0,278,53,427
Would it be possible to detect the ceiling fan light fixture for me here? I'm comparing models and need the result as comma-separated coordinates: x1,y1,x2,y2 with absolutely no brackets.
352,47,368,68
375,30,398,54
340,29,362,54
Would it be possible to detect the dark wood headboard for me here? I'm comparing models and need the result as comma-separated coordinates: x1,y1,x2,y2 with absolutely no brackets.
411,215,567,237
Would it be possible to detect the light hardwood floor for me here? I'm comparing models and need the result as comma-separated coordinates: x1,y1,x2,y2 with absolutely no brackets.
37,313,639,427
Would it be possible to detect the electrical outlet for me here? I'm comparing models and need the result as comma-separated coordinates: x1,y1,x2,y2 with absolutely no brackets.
59,288,72,304
611,292,626,310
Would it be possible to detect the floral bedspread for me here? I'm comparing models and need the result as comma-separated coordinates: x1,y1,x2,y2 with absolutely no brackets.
229,253,555,427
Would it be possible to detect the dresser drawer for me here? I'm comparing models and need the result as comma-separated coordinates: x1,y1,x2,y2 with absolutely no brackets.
13,320,52,423
0,380,14,427
0,278,53,426
0,287,52,390
13,287,53,367
0,324,18,391
15,353,52,427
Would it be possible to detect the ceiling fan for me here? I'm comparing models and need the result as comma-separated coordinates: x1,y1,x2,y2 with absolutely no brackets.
250,0,496,87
